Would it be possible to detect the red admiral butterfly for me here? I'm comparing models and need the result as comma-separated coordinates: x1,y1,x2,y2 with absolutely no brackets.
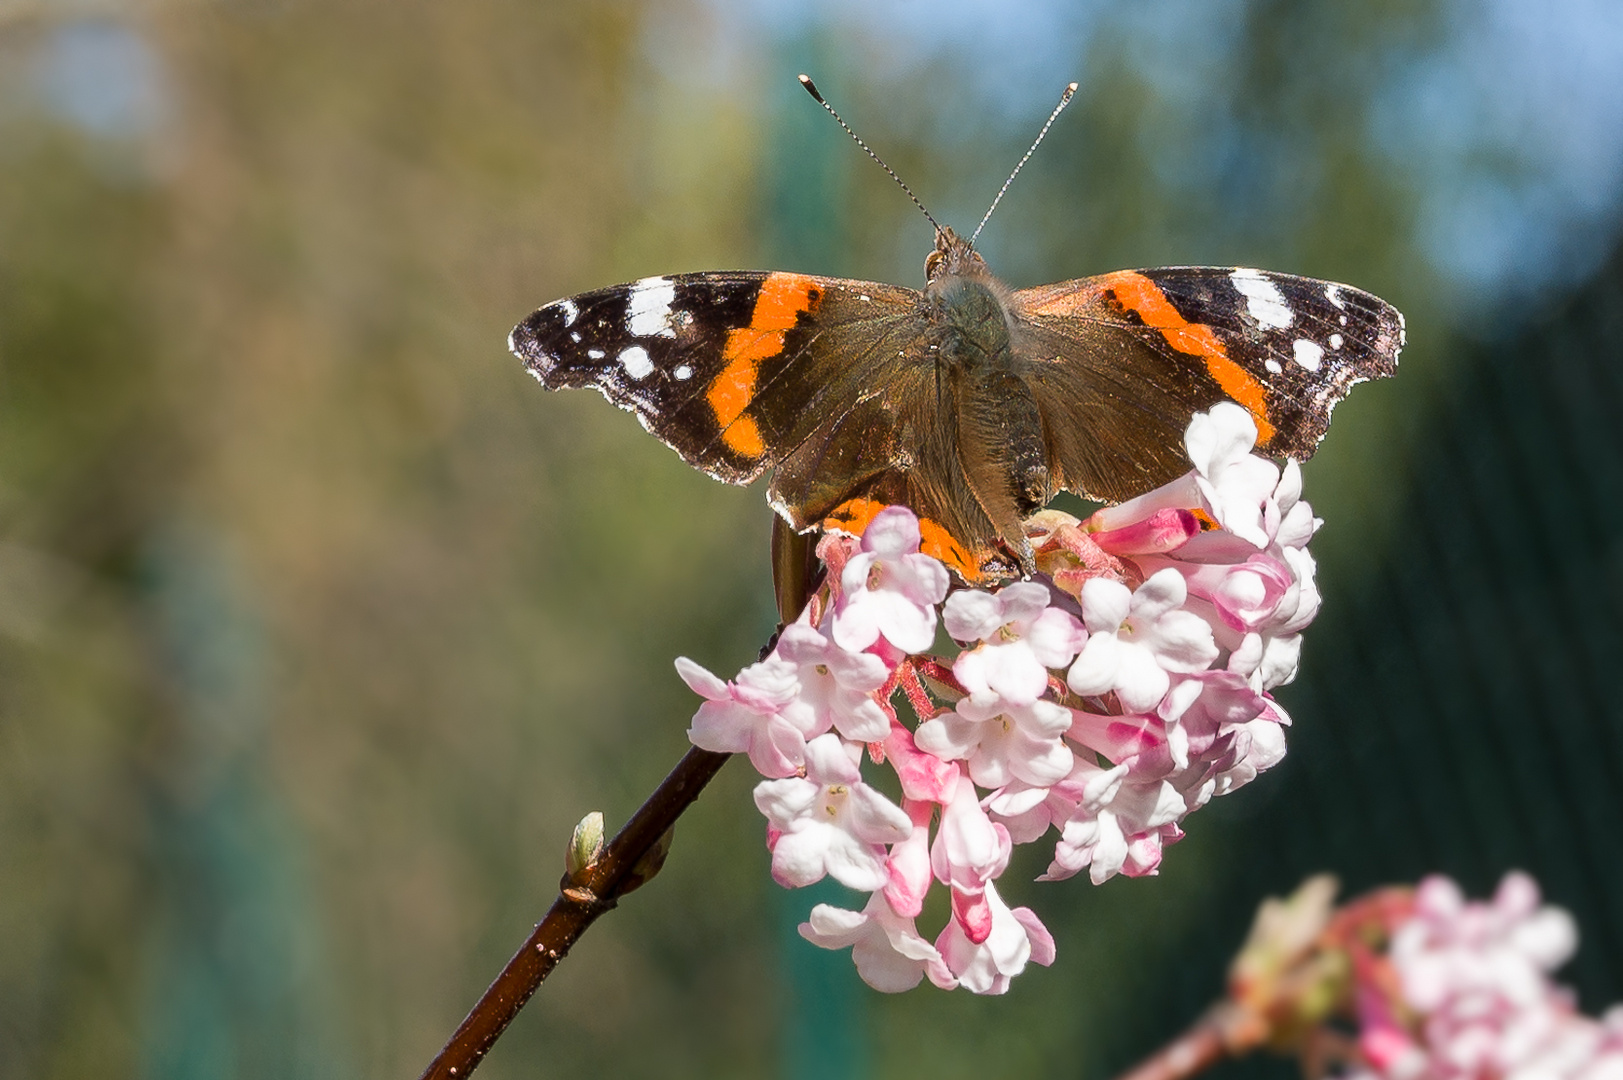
509,79,1404,584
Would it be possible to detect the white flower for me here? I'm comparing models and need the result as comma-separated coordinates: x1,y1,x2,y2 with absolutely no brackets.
915,696,1074,790
1043,757,1185,884
1066,569,1219,712
932,882,1056,995
799,893,947,993
944,582,1085,707
754,734,913,891
1185,403,1281,548
772,617,891,742
679,655,812,778
831,507,950,655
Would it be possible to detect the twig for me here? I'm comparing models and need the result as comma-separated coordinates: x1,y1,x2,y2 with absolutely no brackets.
416,520,817,1078
1112,1005,1245,1080
416,745,733,1079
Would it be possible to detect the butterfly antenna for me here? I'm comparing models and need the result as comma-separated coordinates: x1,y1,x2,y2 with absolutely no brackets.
799,74,943,238
968,81,1078,246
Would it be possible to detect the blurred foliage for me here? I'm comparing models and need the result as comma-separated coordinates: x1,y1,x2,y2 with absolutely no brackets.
0,1,1619,1078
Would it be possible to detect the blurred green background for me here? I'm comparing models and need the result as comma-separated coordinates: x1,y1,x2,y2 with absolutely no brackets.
3,1,1622,1077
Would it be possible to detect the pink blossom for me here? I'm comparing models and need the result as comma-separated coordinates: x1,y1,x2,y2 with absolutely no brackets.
831,507,950,655
1394,873,1578,1015
1041,757,1185,883
1185,402,1282,548
1345,873,1623,1080
1090,507,1200,556
685,396,1330,993
943,582,1085,707
678,656,812,778
800,893,948,993
931,882,1056,995
754,734,913,891
915,696,1074,790
982,768,1090,845
930,780,1011,943
883,798,936,918
882,715,961,804
1067,569,1219,712
772,617,892,742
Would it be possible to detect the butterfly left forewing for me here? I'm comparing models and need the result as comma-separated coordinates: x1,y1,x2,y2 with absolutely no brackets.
511,270,921,485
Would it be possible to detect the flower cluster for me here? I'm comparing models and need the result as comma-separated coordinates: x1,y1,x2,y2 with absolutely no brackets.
677,404,1318,993
1348,874,1623,1080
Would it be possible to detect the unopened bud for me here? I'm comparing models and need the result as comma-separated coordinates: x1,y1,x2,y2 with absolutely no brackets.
565,811,605,881
620,825,675,896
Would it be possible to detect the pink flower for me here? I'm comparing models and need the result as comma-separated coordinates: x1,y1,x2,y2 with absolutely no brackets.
914,696,1074,790
685,393,1330,994
831,507,950,655
800,893,947,993
679,655,812,778
1041,758,1185,884
1067,569,1219,712
930,780,1011,943
1156,671,1287,810
754,734,913,891
1185,403,1282,548
944,582,1085,707
931,882,1056,995
1393,873,1578,1014
883,798,936,918
882,716,961,804
772,616,892,742
1347,873,1623,1080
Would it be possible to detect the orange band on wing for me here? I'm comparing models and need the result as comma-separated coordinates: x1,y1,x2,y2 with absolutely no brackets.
1097,272,1278,447
823,498,979,582
707,273,822,459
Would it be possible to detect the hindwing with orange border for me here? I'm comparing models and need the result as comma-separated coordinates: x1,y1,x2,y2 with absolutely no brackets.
509,230,1403,583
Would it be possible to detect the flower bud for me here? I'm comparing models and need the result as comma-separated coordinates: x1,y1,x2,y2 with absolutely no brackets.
564,811,605,882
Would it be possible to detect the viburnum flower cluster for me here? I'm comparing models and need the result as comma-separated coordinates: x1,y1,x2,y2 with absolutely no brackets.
1347,874,1623,1080
677,403,1317,993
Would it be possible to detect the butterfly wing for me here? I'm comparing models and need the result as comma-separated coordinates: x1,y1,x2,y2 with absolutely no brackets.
1011,267,1404,503
511,271,1002,574
510,271,912,480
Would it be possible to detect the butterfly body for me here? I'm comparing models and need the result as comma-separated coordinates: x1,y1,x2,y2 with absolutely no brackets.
510,227,1403,583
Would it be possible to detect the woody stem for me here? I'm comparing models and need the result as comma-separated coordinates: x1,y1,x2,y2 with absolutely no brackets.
416,520,817,1079
415,745,733,1080
1110,1004,1252,1080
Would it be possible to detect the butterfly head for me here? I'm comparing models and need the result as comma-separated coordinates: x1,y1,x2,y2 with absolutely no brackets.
925,227,989,284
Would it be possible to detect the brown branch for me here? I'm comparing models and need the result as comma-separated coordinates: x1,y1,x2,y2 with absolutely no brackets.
416,745,733,1079
1112,1004,1251,1080
417,519,817,1079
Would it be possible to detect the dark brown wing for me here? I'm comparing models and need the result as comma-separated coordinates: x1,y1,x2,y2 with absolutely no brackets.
1010,267,1404,502
510,271,913,481
510,270,1009,578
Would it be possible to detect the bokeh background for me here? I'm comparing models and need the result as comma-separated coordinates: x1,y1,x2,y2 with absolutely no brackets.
3,0,1622,1077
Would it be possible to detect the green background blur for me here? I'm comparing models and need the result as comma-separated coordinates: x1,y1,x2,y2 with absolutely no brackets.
3,1,1622,1077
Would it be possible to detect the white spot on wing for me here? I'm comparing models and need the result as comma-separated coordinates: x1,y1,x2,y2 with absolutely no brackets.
1292,339,1324,371
1325,284,1346,310
557,298,579,326
587,348,605,359
1329,333,1343,350
627,277,678,338
619,345,654,380
673,364,693,381
1230,268,1293,329
1265,358,1283,374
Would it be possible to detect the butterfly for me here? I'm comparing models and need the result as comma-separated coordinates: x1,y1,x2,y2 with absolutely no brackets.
508,82,1403,584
